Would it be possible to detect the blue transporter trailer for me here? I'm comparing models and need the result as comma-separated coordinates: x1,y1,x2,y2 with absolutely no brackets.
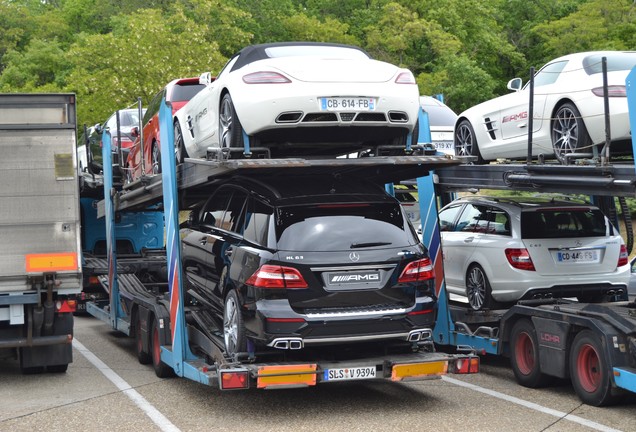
86,97,479,390
425,66,636,406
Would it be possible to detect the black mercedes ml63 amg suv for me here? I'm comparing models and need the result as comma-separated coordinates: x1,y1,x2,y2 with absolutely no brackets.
181,175,437,357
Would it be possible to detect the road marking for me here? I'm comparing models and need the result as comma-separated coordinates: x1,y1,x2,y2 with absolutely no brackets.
73,338,181,432
442,376,622,432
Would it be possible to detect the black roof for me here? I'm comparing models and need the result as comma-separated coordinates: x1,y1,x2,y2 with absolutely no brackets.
230,42,370,72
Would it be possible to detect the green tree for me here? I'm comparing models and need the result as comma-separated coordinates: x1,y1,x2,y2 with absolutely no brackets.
277,13,359,44
65,6,227,129
0,38,69,91
532,0,636,61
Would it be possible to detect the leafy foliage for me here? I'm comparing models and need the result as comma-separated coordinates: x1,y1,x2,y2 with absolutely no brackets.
0,0,633,135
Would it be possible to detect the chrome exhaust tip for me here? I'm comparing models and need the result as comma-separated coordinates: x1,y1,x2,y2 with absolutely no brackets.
269,338,304,350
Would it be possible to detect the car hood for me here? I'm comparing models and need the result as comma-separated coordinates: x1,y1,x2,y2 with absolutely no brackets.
257,57,403,83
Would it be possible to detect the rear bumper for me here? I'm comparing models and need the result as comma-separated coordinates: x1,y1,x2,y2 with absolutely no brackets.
518,283,628,302
247,298,437,349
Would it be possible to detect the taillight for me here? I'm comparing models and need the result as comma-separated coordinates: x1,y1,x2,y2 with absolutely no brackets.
617,244,629,267
245,265,308,289
591,85,626,97
242,71,291,84
398,258,434,283
395,71,416,84
505,248,535,271
56,299,77,313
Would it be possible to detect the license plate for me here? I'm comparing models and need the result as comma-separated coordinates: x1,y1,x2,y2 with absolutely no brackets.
555,249,600,263
320,97,376,111
324,366,376,381
434,141,453,150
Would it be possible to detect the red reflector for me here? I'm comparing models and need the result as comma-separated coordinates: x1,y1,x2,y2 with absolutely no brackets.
245,265,308,289
407,309,433,316
454,357,480,374
398,258,434,283
505,248,535,271
56,300,77,313
266,317,306,323
618,244,629,267
220,370,249,390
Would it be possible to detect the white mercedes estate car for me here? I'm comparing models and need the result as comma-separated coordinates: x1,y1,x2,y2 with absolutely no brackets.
175,42,421,159
438,196,630,310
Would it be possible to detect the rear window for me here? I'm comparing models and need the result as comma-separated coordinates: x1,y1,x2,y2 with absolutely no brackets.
264,45,369,60
275,203,417,251
583,52,636,75
521,209,609,239
171,83,205,102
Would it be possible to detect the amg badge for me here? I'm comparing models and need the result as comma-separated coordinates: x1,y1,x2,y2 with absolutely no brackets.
329,272,380,284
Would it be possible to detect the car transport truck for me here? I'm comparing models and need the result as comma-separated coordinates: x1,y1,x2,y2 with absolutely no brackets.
85,97,480,390
427,66,636,406
0,93,81,373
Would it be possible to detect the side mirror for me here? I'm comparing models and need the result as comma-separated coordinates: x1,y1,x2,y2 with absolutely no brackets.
94,123,103,134
199,72,213,85
507,78,523,92
131,126,139,138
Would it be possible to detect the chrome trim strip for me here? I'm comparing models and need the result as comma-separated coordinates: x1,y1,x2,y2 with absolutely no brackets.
304,307,407,318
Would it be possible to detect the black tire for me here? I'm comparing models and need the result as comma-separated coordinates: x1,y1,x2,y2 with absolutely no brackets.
510,319,551,388
20,366,45,375
219,93,244,149
47,364,69,373
454,119,484,163
174,121,188,163
150,318,175,378
151,142,161,175
223,290,247,357
569,330,622,406
551,102,592,164
465,264,494,311
135,313,152,365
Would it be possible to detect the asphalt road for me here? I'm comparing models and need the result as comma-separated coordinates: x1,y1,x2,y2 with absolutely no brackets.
1,316,635,432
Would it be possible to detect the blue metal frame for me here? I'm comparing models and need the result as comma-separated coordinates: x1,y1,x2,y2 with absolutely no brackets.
157,99,210,384
101,131,125,329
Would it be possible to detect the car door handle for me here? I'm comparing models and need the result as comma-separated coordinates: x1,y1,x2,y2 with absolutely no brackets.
517,123,527,129
463,237,475,243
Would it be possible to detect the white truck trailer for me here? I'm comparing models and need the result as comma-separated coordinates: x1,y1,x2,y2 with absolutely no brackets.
0,93,81,373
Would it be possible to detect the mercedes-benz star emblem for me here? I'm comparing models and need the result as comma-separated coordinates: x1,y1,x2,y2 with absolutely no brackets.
349,252,360,262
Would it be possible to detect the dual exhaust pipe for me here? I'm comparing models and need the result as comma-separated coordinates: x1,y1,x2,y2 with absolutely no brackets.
268,329,433,350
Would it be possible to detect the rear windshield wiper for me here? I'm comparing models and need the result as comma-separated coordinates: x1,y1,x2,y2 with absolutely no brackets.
350,241,392,248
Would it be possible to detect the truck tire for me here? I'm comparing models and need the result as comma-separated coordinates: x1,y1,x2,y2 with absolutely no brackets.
569,330,622,406
151,318,175,378
510,319,550,388
47,364,69,373
135,312,151,365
